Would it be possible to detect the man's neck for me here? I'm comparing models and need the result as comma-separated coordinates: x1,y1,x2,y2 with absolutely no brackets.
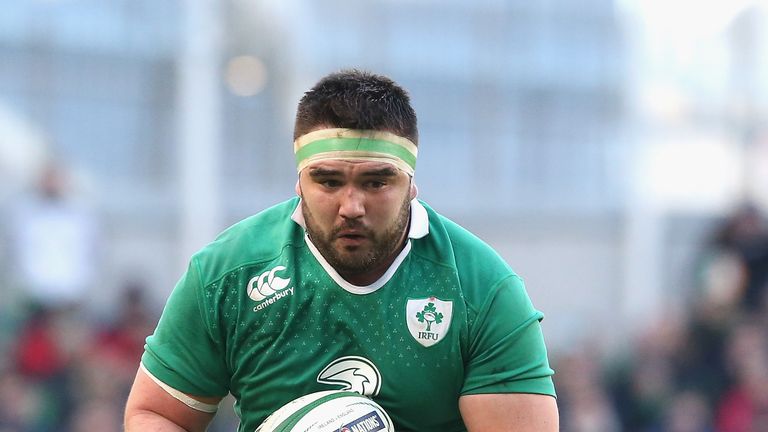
339,224,411,286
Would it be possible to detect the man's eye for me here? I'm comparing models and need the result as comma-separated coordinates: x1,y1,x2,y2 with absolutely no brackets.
366,181,386,189
321,179,342,188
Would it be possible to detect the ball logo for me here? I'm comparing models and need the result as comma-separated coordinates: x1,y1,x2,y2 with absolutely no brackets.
316,356,382,397
339,412,386,432
253,390,393,432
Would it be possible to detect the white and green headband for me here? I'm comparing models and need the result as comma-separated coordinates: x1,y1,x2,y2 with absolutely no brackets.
294,128,418,176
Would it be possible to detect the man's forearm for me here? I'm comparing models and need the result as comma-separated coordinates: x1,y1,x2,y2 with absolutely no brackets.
125,410,200,432
125,367,218,432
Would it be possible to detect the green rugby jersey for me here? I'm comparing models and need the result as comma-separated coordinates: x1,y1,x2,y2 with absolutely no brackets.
142,197,555,432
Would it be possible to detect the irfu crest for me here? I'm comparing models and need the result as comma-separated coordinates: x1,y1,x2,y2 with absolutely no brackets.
406,297,453,347
415,302,443,331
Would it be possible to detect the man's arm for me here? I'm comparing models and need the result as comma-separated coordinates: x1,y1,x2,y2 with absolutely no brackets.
124,366,222,432
459,393,559,432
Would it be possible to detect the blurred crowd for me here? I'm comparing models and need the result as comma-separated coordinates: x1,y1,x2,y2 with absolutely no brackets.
0,162,231,432
1,163,767,431
0,162,151,432
0,287,153,432
557,204,768,431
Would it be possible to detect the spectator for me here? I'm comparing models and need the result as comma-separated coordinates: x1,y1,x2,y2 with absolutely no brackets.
90,283,156,377
0,368,42,431
556,348,620,432
607,316,685,431
8,161,99,310
69,399,122,432
699,203,768,313
662,390,714,432
715,319,768,432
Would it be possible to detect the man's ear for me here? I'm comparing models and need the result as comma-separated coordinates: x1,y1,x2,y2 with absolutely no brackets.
295,178,302,197
410,181,418,200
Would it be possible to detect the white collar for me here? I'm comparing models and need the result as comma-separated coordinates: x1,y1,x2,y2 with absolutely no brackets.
291,199,429,294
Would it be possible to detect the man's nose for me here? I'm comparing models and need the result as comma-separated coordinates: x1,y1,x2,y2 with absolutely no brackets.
338,186,365,219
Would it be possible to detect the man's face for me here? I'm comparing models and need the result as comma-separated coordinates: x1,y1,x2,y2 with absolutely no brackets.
298,160,414,282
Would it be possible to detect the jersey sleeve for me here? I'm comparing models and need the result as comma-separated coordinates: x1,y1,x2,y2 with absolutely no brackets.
141,257,230,398
461,275,556,397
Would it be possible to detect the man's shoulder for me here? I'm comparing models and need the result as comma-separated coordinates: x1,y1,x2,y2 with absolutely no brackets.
217,197,300,239
413,201,522,301
415,203,534,323
417,201,513,272
191,197,302,283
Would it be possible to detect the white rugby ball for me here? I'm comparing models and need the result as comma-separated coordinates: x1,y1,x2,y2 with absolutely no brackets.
255,390,394,432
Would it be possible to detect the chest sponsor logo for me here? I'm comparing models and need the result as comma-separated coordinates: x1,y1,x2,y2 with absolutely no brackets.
247,265,294,311
317,356,382,397
406,297,453,347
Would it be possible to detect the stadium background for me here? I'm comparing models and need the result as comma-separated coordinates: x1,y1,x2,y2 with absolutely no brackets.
1,1,767,431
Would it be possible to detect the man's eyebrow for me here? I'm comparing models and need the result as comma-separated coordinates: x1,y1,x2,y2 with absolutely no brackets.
360,167,398,177
308,168,342,177
308,167,399,177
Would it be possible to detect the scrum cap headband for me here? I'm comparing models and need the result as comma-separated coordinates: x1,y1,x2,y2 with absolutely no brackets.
294,128,417,176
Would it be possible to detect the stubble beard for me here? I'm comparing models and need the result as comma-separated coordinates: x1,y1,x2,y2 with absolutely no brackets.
302,196,412,279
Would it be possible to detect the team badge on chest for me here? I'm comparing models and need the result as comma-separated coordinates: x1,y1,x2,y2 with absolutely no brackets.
406,297,453,347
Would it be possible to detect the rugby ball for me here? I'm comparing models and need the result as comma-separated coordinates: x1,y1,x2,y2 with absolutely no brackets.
255,390,394,432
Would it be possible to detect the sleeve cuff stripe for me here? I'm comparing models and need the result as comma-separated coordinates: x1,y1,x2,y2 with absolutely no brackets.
140,363,220,413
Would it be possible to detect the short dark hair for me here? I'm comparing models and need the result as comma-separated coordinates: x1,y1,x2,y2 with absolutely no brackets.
294,69,418,145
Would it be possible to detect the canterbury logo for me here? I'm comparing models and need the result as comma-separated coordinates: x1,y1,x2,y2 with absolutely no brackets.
247,266,291,301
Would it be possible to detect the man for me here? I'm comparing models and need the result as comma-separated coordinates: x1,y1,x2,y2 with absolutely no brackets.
124,70,558,431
